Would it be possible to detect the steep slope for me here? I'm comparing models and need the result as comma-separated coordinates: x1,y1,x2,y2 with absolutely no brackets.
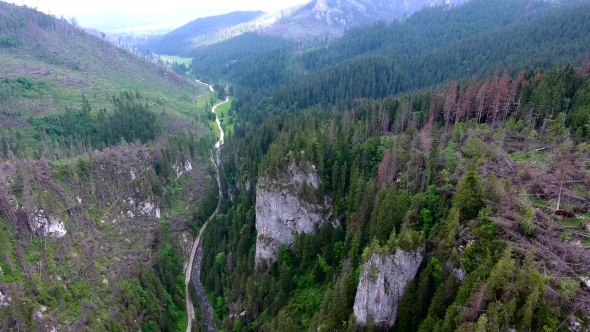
0,2,220,331
255,162,332,267
189,0,590,330
0,1,214,161
192,0,553,90
202,63,590,331
0,2,207,132
143,11,267,56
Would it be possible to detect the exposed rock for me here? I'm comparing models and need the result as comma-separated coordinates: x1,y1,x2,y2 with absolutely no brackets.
568,315,584,332
0,290,11,308
126,198,160,219
138,200,161,219
255,163,332,266
33,308,44,320
173,160,193,178
288,163,321,189
263,0,468,39
446,261,466,282
451,267,466,282
353,248,424,329
31,208,67,238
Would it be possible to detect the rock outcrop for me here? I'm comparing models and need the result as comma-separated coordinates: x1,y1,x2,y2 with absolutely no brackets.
255,163,332,266
0,290,11,308
353,248,424,329
32,208,67,238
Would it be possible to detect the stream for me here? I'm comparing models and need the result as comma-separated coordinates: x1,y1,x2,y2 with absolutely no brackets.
185,80,228,332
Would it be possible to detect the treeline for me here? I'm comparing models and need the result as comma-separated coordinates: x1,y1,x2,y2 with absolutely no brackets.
29,92,162,149
199,64,590,331
170,61,189,76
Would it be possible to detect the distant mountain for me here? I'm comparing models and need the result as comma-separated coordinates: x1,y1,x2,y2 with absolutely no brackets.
263,0,468,39
150,0,468,56
144,11,267,55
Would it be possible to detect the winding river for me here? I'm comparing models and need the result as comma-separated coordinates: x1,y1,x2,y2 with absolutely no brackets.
185,80,228,332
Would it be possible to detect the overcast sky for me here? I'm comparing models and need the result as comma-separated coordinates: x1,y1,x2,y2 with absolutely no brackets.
7,0,307,15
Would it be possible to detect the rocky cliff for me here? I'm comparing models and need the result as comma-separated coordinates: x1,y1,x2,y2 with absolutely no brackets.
255,163,332,266
353,248,424,329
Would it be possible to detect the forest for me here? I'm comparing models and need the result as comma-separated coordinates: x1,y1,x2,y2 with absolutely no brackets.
188,1,590,329
191,0,590,119
198,59,590,331
144,11,266,56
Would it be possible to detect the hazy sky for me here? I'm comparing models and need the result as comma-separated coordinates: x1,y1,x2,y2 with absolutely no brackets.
7,0,307,15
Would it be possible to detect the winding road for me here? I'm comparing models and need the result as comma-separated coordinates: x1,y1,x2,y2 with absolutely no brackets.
185,80,229,332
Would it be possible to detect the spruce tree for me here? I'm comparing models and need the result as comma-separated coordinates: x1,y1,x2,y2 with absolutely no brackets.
453,170,484,221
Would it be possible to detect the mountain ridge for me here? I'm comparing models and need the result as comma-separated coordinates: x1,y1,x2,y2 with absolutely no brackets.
144,11,267,55
148,0,469,56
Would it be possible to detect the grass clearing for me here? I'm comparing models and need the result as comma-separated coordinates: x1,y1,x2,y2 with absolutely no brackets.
209,121,221,140
214,97,233,118
197,92,222,109
215,97,236,136
161,55,193,66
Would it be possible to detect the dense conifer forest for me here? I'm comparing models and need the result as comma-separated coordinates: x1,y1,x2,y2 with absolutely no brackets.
186,0,590,331
199,61,590,331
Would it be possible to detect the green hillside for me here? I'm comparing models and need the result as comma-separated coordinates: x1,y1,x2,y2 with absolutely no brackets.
0,2,210,157
0,2,218,331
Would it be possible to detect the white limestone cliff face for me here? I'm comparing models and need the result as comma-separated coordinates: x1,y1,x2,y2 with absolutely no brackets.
353,248,424,329
255,163,332,266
